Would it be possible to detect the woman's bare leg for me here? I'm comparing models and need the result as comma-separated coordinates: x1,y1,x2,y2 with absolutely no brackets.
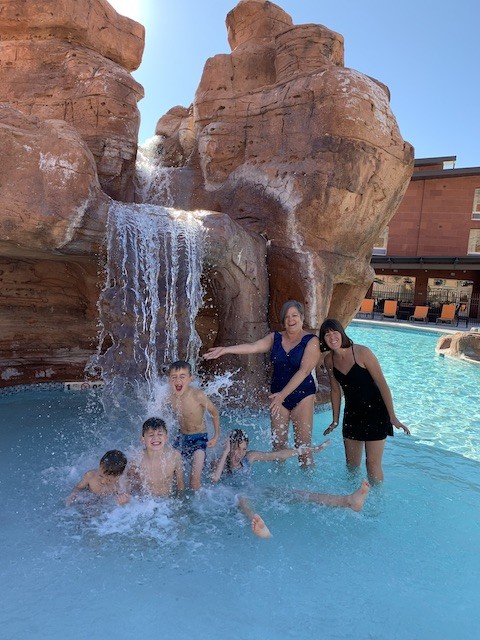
365,439,386,483
295,480,370,512
343,437,364,471
237,496,272,538
270,405,291,450
290,395,315,467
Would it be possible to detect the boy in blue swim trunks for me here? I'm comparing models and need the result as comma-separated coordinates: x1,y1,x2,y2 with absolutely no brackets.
167,360,220,490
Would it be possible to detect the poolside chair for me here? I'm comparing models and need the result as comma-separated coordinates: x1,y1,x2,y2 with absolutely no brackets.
357,298,374,319
457,304,469,328
409,306,429,322
435,303,457,325
381,300,398,321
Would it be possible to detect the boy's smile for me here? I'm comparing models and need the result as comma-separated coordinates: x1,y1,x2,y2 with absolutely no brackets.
142,428,167,450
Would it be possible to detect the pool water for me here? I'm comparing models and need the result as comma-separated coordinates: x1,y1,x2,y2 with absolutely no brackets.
1,323,479,640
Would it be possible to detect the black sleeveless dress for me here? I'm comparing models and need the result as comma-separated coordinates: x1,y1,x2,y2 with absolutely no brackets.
332,346,393,441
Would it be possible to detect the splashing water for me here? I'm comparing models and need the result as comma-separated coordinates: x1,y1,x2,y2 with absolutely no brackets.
91,202,205,406
135,135,174,206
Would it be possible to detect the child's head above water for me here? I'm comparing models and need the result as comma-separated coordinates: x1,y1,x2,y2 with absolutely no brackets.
99,450,128,476
167,360,193,395
229,428,249,448
142,417,168,436
226,429,249,472
167,360,192,376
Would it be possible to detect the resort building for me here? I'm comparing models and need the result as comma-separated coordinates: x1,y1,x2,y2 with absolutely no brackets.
369,156,480,324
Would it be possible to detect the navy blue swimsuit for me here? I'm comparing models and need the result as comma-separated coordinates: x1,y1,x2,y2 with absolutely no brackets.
332,346,393,441
270,332,317,411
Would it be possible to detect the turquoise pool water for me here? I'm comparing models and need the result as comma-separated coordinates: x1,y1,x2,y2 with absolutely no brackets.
1,323,479,640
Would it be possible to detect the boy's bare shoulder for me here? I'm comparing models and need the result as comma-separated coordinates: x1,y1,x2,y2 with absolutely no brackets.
190,386,208,403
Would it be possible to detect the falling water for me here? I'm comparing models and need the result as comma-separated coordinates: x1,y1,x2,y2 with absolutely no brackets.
91,142,205,403
135,135,174,206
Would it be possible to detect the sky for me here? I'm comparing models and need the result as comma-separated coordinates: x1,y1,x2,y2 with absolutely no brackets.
109,0,480,168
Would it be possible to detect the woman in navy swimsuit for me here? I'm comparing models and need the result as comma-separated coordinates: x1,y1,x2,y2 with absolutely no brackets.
319,318,410,482
204,301,320,466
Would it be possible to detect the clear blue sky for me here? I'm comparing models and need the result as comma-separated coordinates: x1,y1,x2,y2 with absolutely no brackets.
110,0,480,168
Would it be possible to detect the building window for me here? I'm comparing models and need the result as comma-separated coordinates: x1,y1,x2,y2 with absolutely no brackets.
467,229,480,254
372,227,388,255
473,188,480,220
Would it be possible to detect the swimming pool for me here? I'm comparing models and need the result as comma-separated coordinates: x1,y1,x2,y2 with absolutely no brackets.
1,323,479,640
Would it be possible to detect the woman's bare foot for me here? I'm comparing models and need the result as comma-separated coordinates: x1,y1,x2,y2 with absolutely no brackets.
347,480,370,512
251,514,272,538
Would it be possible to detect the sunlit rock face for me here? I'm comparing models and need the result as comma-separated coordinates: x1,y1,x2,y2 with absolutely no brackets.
0,0,145,200
0,0,142,386
159,0,414,330
0,0,414,391
0,105,110,255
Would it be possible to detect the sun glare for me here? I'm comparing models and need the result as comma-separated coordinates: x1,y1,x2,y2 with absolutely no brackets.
108,0,147,23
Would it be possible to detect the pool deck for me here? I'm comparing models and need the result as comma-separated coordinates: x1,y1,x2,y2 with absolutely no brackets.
353,315,478,335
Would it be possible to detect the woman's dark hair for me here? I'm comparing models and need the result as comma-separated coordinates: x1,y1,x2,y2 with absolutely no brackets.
226,429,249,474
318,318,353,352
280,300,304,325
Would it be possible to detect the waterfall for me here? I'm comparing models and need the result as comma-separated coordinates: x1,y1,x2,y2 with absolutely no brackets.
90,140,205,402
135,135,174,206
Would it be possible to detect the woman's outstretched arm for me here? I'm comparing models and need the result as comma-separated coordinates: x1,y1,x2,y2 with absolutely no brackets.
203,333,275,360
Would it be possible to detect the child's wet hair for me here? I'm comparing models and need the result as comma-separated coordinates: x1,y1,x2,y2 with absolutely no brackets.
167,360,192,375
229,428,249,446
99,450,127,476
142,417,168,436
226,429,249,473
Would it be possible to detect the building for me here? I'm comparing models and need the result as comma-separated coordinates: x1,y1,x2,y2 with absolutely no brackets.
369,156,480,323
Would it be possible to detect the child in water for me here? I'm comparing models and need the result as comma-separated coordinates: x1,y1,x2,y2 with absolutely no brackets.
127,417,185,497
66,449,129,506
167,360,220,491
211,429,370,538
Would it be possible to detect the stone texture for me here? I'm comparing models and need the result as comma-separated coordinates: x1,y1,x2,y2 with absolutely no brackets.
0,105,109,385
0,0,144,199
0,255,100,386
199,212,269,398
0,0,144,71
436,332,480,363
157,0,414,335
0,0,415,394
0,105,110,255
155,106,196,167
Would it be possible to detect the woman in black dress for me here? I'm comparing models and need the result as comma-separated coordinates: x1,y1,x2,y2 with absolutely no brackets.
319,318,410,482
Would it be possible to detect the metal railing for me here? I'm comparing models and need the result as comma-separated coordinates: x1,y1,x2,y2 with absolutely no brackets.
370,290,479,325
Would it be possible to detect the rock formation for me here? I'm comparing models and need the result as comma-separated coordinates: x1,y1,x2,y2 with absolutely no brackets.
156,0,414,339
0,0,414,391
0,0,145,200
0,0,143,387
436,331,480,363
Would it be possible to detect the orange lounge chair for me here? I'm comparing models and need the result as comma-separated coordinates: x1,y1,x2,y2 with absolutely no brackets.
381,300,397,320
357,298,374,319
409,306,429,322
435,303,457,325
